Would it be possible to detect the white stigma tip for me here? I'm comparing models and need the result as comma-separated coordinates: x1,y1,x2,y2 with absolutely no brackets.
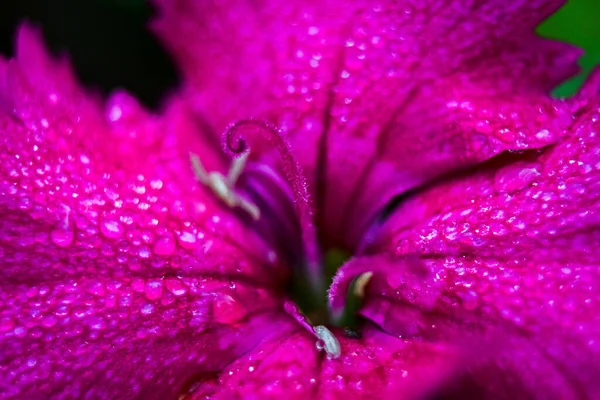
314,325,341,359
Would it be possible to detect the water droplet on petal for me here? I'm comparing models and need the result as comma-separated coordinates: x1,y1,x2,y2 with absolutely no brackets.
139,246,151,259
85,281,106,297
0,317,15,332
101,219,124,239
213,295,247,324
459,290,479,311
145,280,163,300
153,233,176,255
177,231,197,250
14,326,27,337
140,303,155,316
132,278,145,293
108,105,123,122
87,316,107,331
165,277,187,297
50,226,74,248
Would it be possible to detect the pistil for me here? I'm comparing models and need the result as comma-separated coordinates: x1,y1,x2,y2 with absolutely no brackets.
189,120,374,359
223,120,326,303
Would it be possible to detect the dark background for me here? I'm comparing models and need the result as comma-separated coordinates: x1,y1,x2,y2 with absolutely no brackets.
0,0,599,108
0,0,177,109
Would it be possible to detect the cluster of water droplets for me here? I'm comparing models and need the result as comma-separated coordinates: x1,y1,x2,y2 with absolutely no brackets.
367,106,600,347
182,328,439,398
3,0,597,396
0,73,289,396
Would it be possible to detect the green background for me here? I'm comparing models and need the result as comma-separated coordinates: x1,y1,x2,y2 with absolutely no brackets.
538,0,600,96
0,0,598,106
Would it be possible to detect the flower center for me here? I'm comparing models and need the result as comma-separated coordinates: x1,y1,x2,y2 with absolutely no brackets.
191,120,370,358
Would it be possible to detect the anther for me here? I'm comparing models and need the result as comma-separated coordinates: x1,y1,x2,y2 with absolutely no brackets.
353,272,373,298
314,325,341,359
190,152,260,220
284,301,342,359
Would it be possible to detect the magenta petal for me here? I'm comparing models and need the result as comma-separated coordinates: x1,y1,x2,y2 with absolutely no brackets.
152,0,581,249
580,67,600,97
337,91,576,249
328,255,441,335
185,325,464,400
352,98,600,396
0,26,290,397
0,278,296,398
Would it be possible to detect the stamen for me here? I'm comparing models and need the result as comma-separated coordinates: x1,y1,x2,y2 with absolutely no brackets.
284,301,342,359
189,152,260,220
353,272,373,298
314,325,341,359
330,271,374,329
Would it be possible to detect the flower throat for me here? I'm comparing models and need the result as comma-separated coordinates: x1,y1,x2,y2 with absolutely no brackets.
190,120,365,333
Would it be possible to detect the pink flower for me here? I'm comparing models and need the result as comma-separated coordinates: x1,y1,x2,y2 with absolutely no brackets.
1,1,599,398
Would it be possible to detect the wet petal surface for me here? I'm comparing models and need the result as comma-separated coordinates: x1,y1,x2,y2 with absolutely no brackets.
2,1,598,398
184,325,462,400
331,96,600,397
0,27,290,398
153,0,580,248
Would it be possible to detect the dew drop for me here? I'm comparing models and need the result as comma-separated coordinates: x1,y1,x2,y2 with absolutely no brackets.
138,246,151,259
145,280,163,300
459,290,479,311
0,317,15,332
50,226,74,248
213,295,247,324
165,277,187,297
86,281,107,297
41,316,58,328
101,219,124,239
153,233,176,255
132,278,146,293
140,303,155,316
108,105,123,122
177,231,197,250
13,326,27,337
87,316,107,331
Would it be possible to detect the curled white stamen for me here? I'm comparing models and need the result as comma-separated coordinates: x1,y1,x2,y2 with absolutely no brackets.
190,152,260,220
314,325,341,359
